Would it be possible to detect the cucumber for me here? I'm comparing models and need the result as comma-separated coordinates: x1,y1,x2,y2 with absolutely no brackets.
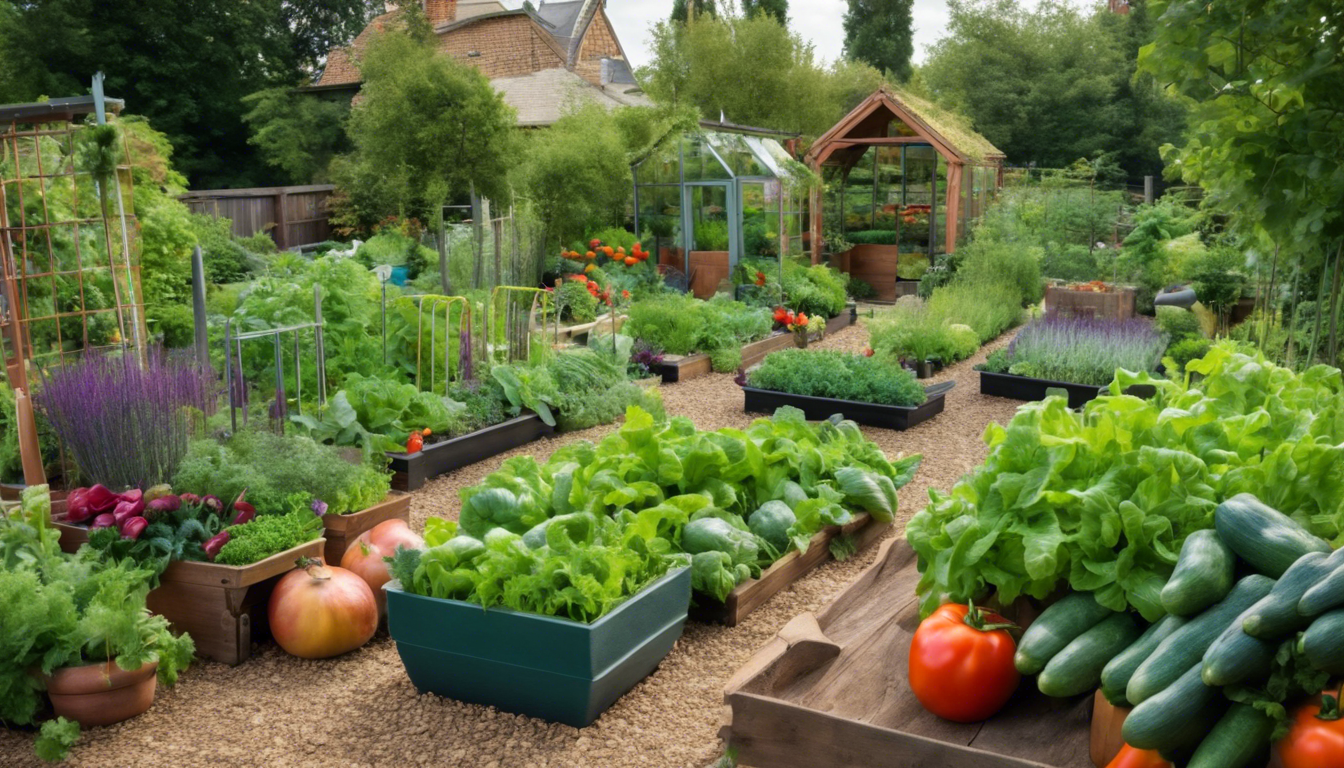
1099,613,1187,707
1301,607,1344,675
1037,612,1142,698
1201,607,1276,686
1241,550,1331,637
1122,663,1222,751
1214,493,1330,577
1161,529,1236,616
1013,592,1115,675
1187,702,1277,768
1126,574,1275,704
1297,548,1344,617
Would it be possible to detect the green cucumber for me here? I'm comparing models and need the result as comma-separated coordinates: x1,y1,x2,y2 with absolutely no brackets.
1126,574,1275,704
1214,493,1330,577
1201,607,1276,686
1099,613,1187,707
1037,612,1142,698
1121,663,1222,751
1187,702,1277,768
1297,548,1344,617
1241,550,1331,637
1301,607,1344,675
1161,529,1236,616
1013,592,1115,675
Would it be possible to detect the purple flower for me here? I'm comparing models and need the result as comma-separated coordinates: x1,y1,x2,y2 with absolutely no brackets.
311,498,328,517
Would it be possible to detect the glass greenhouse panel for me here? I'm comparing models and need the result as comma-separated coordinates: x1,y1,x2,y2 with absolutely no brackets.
681,136,731,182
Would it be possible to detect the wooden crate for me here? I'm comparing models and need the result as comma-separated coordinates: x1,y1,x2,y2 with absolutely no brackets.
1044,285,1137,320
721,538,1092,768
692,513,888,626
321,493,411,564
147,539,326,665
842,244,899,302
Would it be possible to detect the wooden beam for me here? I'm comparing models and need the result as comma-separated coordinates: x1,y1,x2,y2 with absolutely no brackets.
823,137,936,147
945,163,963,254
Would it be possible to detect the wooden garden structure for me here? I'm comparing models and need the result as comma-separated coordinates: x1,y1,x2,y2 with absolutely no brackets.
806,87,1005,301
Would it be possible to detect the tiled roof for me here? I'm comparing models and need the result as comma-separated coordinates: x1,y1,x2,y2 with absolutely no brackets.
493,68,649,127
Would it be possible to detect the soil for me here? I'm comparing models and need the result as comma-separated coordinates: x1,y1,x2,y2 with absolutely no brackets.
0,320,1021,768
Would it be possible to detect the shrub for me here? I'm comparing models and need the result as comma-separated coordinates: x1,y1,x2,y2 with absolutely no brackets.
783,262,847,318
925,281,1024,343
1041,244,1102,282
356,231,435,280
556,280,599,323
845,229,897,245
897,253,931,281
625,295,771,356
747,349,926,407
1155,306,1202,342
710,347,743,373
190,214,267,284
956,239,1044,307
148,303,196,348
848,277,876,300
1165,337,1211,374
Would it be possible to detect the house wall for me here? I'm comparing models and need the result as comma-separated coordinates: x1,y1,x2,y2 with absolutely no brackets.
573,12,624,85
437,15,564,79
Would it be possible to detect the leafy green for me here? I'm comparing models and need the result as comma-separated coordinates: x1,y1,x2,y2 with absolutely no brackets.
35,717,80,763
746,349,927,407
293,373,469,454
1226,635,1332,741
908,343,1344,620
215,500,324,566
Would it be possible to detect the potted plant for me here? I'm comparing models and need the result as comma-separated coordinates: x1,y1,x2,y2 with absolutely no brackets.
1,486,194,761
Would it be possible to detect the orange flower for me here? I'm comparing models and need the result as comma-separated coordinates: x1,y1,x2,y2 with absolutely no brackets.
585,250,596,259
621,289,630,300
624,256,638,266
584,264,596,273
603,246,615,257
616,246,626,255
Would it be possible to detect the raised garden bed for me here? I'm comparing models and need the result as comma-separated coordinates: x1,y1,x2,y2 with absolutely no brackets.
691,512,888,626
1044,283,1137,321
147,538,325,665
652,305,857,384
386,412,555,491
386,565,691,728
741,383,949,431
320,492,411,564
721,537,1092,768
979,370,1158,410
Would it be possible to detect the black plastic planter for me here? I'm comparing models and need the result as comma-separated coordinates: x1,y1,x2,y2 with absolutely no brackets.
979,370,1158,409
386,566,691,728
741,386,946,430
386,413,555,491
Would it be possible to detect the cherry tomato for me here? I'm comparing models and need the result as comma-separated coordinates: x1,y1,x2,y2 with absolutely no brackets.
1277,691,1344,768
908,602,1019,723
1105,744,1172,768
406,433,424,453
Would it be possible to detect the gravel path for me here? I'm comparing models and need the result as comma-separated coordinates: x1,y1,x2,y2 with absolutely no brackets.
2,321,1020,768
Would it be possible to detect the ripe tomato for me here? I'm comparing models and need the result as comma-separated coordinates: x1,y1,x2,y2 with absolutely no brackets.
1277,691,1344,768
406,432,424,453
1105,744,1171,768
908,602,1019,722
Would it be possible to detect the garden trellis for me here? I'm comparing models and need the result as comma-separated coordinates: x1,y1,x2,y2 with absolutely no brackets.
221,286,326,435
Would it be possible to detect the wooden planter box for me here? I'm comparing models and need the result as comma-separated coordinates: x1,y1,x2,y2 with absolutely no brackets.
148,538,326,665
979,370,1158,410
688,250,731,299
692,513,887,626
840,244,899,302
652,307,857,384
721,537,1092,768
1044,285,1137,321
320,493,411,564
386,413,555,491
741,386,946,431
387,566,691,727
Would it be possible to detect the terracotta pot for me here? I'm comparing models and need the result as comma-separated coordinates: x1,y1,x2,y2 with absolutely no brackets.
46,660,158,727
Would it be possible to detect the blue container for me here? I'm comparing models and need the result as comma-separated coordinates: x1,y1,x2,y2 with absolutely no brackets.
388,265,410,286
386,566,691,727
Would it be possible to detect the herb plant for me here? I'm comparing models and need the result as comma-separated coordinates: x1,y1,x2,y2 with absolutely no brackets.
992,315,1167,385
747,349,926,407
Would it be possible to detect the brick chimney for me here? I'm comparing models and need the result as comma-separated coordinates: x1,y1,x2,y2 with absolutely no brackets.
423,0,457,24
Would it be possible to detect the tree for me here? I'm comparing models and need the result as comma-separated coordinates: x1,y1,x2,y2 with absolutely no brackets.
842,0,914,82
243,89,352,184
1140,0,1344,363
741,0,787,25
335,9,516,292
670,0,717,23
0,0,378,188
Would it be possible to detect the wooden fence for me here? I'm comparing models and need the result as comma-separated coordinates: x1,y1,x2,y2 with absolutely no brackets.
179,185,335,250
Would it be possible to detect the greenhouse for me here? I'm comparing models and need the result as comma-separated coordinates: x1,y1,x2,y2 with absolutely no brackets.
633,122,811,298
806,87,1005,300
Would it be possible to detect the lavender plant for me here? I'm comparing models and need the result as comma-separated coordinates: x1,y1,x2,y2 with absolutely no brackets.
36,351,217,489
990,315,1167,386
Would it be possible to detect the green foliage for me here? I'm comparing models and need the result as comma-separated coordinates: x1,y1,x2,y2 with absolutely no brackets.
216,503,325,565
1155,306,1202,341
556,281,599,324
1182,246,1247,321
35,717,80,763
355,231,434,280
1042,245,1103,282
907,343,1344,620
843,229,896,245
1164,336,1211,374
842,0,914,81
173,430,390,516
782,262,848,318
625,295,772,356
670,0,718,22
243,87,351,184
1116,199,1201,313
896,253,930,281
189,213,269,284
748,349,926,406
741,0,787,24
293,372,471,454
955,239,1044,307
709,347,743,373
868,281,1023,364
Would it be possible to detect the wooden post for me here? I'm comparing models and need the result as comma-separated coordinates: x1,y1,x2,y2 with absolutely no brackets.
15,388,45,485
1143,176,1154,205
809,183,823,265
944,163,962,254
274,190,289,251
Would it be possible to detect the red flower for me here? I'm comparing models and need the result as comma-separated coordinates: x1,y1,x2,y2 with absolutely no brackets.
589,238,602,249
755,270,767,287
621,290,630,300
863,347,875,357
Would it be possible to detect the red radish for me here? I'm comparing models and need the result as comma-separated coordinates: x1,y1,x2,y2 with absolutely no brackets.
90,513,116,529
120,516,148,540
202,530,230,560
112,497,145,525
144,495,181,520
340,519,425,616
64,488,92,523
269,558,377,659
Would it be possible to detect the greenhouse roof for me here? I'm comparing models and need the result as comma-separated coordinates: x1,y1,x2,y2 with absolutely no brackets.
807,86,1003,166
635,128,809,186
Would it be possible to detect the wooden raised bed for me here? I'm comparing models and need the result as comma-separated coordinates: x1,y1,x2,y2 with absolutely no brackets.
147,539,325,665
838,244,899,302
692,512,888,626
721,537,1092,768
387,412,555,491
688,250,731,299
741,384,948,431
653,306,857,384
1044,284,1137,321
320,492,411,564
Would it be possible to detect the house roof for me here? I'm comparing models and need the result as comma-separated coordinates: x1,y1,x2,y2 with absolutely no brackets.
492,67,649,127
807,85,1003,166
0,95,124,124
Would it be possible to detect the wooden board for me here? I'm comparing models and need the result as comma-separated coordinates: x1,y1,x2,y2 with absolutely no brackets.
321,493,411,564
688,250,731,299
148,538,326,665
1045,285,1137,321
692,513,887,626
843,244,899,302
721,537,1093,768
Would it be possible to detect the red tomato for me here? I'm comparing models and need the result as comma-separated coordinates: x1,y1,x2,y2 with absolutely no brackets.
1277,692,1344,768
1105,744,1172,768
341,519,425,616
406,432,424,453
908,602,1020,722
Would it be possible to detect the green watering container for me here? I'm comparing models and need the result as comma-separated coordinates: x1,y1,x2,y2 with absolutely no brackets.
385,566,691,728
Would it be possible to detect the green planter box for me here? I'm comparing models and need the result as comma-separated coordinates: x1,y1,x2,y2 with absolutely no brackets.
385,566,691,727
